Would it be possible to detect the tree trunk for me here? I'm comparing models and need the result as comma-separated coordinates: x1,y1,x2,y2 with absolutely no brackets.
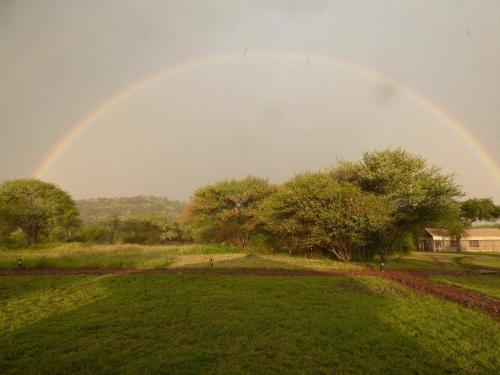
379,233,398,266
456,235,462,252
25,225,41,245
328,244,351,262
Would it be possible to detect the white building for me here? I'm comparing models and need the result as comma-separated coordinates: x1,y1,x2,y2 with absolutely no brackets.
418,228,500,252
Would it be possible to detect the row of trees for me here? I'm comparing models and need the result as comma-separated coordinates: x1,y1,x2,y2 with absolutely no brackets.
82,215,186,244
182,149,500,261
1,148,499,261
76,196,185,226
0,180,185,246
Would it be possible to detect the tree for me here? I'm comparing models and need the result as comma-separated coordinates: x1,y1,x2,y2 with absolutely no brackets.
76,196,185,226
448,198,500,251
0,179,80,244
460,198,500,224
49,206,82,242
261,172,390,261
332,148,463,263
102,215,121,244
182,176,276,248
78,225,110,243
120,215,183,244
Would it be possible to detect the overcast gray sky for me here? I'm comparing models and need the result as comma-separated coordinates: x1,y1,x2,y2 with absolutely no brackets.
1,0,499,201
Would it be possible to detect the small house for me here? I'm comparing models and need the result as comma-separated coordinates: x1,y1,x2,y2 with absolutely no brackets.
418,228,500,252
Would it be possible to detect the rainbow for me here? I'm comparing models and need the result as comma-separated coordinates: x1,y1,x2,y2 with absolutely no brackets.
33,49,500,181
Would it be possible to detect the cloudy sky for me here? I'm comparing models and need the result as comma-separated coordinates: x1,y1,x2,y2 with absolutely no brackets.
1,0,499,201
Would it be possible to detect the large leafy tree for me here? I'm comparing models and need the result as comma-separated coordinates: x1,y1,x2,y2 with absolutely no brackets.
0,179,79,244
182,176,276,248
332,148,463,262
447,198,500,251
262,172,390,261
460,198,500,224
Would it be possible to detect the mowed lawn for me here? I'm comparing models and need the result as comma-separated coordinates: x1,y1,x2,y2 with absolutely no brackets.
1,275,499,374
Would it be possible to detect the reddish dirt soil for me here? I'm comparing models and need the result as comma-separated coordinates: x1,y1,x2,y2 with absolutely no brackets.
1,267,499,319
378,271,500,318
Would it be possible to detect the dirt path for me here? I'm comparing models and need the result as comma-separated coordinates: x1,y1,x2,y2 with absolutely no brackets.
1,267,499,319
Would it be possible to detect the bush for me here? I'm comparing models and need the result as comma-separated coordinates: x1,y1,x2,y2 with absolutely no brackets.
78,226,110,244
393,233,416,254
120,216,185,245
0,230,27,249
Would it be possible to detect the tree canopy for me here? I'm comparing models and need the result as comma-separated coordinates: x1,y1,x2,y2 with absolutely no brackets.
1,149,495,261
332,148,464,261
460,198,500,224
120,215,184,244
261,172,390,261
182,176,276,248
445,198,500,250
0,179,79,244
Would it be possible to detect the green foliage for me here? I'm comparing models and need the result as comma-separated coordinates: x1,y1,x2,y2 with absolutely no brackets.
392,232,416,253
76,196,185,225
443,198,499,250
460,198,500,224
78,225,110,243
120,215,184,245
183,176,276,248
262,172,390,261
0,230,26,249
0,179,80,244
101,215,121,244
332,148,464,261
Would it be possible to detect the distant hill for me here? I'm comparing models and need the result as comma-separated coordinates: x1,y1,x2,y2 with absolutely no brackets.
76,196,186,225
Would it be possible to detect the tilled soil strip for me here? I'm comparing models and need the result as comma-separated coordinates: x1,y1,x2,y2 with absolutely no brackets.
1,267,499,319
377,271,500,319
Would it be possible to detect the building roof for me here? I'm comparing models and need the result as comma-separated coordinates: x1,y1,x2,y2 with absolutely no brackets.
424,228,500,240
424,228,450,238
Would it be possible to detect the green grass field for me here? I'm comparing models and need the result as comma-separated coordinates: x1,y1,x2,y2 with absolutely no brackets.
0,244,240,270
1,245,499,374
1,274,498,374
2,243,499,272
374,251,500,271
0,244,362,271
429,274,500,299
